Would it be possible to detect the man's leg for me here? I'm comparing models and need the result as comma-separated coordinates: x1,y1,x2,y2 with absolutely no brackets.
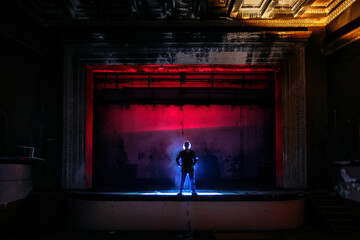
179,171,187,194
189,170,196,193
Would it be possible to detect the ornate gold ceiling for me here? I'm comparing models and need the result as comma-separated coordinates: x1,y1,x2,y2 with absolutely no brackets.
18,0,358,27
229,0,358,26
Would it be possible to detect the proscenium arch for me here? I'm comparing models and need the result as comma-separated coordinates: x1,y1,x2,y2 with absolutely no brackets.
62,32,307,189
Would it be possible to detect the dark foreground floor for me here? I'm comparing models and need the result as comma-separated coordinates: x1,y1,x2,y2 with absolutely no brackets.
1,227,360,240
2,191,360,239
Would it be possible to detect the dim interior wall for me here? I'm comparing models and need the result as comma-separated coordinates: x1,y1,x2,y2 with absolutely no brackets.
327,40,360,202
63,33,308,189
0,1,50,159
0,34,40,156
0,10,63,190
325,0,360,199
327,41,360,162
305,27,329,190
92,104,275,188
320,0,360,200
0,33,47,194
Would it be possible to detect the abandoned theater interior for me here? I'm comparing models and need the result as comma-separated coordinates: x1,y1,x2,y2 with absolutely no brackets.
1,0,360,238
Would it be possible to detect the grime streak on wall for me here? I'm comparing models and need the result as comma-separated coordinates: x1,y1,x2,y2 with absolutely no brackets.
92,104,275,188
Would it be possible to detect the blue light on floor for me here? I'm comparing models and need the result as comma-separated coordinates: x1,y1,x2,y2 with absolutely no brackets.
107,190,238,196
71,189,305,199
140,192,223,196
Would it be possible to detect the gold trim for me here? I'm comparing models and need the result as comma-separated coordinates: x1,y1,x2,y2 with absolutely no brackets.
325,0,357,24
231,0,357,26
327,0,344,13
305,0,343,14
311,0,333,7
304,8,327,14
243,17,326,27
321,26,360,55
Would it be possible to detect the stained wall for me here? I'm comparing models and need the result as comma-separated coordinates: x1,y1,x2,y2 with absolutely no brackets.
93,104,275,189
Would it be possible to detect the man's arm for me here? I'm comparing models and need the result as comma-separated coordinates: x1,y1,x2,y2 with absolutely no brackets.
176,152,182,166
193,151,198,165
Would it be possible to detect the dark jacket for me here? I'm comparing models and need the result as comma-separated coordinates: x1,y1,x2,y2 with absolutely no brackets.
176,150,197,172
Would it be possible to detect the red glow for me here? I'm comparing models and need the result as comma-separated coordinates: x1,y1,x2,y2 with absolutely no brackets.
86,64,283,188
94,104,274,181
92,65,276,90
96,105,263,134
91,64,277,73
275,69,283,187
86,66,94,188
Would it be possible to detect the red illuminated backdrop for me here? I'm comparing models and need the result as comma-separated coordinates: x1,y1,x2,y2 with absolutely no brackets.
86,65,282,189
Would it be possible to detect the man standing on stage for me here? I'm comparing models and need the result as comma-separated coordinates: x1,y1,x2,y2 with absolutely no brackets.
176,141,198,196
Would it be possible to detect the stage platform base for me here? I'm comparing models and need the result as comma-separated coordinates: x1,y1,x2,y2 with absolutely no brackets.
67,190,305,231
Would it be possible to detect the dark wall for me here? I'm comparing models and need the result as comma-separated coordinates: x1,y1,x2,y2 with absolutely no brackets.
325,1,360,165
327,41,360,161
305,27,329,190
0,3,63,189
0,34,40,155
305,23,360,190
38,44,63,190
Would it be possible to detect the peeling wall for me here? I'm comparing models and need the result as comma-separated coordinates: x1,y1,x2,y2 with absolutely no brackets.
63,34,308,189
93,104,275,188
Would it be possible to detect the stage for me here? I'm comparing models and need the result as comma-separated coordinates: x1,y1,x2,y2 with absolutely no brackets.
67,189,304,200
66,189,305,231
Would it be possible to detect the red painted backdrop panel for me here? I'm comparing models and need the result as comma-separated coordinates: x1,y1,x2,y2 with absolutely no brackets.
87,64,280,189
93,104,275,188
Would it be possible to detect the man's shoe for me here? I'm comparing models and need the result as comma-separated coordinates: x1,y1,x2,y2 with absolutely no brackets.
177,192,183,196
192,192,198,196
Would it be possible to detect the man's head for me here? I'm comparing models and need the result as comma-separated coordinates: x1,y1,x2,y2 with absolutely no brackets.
183,141,191,151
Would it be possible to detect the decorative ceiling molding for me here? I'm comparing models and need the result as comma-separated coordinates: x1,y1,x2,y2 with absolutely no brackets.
305,0,343,14
324,0,357,23
310,0,333,7
232,0,357,26
321,25,360,55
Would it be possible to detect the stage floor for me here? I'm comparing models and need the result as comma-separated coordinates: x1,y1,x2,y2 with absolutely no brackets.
67,189,305,201
67,188,306,230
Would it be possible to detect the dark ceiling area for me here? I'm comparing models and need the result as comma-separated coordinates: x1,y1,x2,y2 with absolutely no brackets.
5,0,356,28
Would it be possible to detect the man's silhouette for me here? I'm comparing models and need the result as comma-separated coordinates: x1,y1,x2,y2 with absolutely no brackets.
176,141,197,196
